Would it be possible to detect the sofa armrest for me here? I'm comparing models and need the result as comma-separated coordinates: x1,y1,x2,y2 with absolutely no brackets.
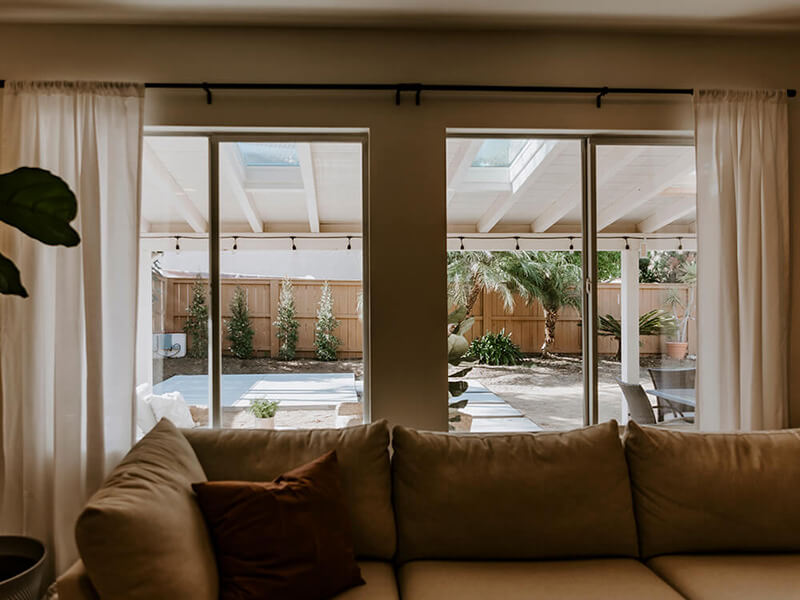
56,560,99,600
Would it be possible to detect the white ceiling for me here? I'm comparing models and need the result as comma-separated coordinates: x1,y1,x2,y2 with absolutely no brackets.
142,136,695,237
2,0,800,31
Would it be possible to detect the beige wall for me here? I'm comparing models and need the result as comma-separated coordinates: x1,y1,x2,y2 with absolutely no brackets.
1,25,798,429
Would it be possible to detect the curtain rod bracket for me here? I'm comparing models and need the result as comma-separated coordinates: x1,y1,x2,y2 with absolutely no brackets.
596,86,609,108
202,82,213,105
395,83,423,106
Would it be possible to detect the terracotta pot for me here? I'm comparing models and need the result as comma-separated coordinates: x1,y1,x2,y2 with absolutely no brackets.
254,416,275,429
666,341,688,360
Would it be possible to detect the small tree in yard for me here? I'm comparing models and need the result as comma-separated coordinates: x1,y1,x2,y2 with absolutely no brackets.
275,276,299,360
314,281,340,361
183,281,208,359
226,286,255,359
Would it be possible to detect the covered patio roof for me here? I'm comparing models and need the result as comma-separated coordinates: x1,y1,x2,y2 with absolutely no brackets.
140,136,696,252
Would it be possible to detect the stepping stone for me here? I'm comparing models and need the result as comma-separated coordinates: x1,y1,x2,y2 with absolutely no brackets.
460,405,523,418
470,417,542,433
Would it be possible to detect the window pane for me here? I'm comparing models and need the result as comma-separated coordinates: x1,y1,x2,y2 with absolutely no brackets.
447,137,584,432
137,135,210,435
217,140,365,429
594,144,697,428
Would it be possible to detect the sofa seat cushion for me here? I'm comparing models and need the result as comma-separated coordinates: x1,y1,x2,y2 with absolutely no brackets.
647,554,800,600
335,562,399,600
398,560,683,600
392,422,639,562
625,421,800,558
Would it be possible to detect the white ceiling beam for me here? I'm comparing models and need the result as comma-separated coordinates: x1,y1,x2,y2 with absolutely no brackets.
296,142,320,233
637,194,696,233
476,140,565,233
447,139,482,207
531,145,646,233
143,142,208,234
597,151,695,231
221,145,264,233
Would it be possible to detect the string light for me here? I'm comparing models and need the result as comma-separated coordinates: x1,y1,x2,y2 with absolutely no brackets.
677,237,683,251
569,237,574,252
174,236,181,254
291,236,297,251
346,236,352,250
514,236,520,251
232,236,238,253
624,237,630,250
459,236,464,251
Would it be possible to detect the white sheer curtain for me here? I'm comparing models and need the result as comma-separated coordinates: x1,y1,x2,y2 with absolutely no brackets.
694,89,789,431
0,81,144,578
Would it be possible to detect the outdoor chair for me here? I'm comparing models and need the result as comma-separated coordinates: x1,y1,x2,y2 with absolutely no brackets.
648,367,695,420
615,378,693,427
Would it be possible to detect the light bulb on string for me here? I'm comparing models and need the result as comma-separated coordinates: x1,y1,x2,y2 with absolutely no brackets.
346,236,352,250
624,237,630,250
459,237,465,251
232,237,238,253
514,236,520,251
291,236,297,251
677,237,683,251
175,236,181,255
568,237,574,252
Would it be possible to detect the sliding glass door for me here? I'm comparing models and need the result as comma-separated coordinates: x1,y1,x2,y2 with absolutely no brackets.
138,131,368,433
445,132,696,431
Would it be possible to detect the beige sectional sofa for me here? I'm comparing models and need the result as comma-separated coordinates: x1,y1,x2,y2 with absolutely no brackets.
57,419,800,599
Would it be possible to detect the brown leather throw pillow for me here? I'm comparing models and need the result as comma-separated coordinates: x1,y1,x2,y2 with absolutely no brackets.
193,450,364,600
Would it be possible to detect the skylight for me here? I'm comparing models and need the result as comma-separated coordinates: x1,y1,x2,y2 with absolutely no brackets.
471,139,528,167
237,142,299,167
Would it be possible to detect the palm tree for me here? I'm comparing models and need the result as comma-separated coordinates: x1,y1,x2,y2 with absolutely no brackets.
502,251,581,358
447,251,518,315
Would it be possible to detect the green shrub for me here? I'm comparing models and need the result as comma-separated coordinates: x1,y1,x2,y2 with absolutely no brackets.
250,398,279,418
314,281,340,361
467,329,525,366
183,281,208,359
275,277,299,360
226,286,255,359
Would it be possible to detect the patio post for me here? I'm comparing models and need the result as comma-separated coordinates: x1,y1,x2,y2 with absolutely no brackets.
620,243,640,424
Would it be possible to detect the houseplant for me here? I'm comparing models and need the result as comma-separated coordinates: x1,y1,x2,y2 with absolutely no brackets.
250,398,279,429
0,167,80,297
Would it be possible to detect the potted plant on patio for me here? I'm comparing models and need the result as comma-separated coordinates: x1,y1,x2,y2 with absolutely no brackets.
250,398,279,429
663,262,696,360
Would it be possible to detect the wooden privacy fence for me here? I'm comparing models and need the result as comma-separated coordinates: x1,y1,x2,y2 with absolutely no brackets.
153,275,695,358
462,283,696,356
154,276,363,358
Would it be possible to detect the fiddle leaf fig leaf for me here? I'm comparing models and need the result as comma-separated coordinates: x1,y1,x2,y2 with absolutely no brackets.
0,167,80,246
0,252,28,297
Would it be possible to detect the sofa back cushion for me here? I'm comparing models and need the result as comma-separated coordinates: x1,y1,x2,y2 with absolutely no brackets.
391,421,639,563
75,419,218,600
183,420,395,559
625,421,800,558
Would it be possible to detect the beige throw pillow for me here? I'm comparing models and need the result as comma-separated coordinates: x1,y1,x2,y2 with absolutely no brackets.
75,418,218,600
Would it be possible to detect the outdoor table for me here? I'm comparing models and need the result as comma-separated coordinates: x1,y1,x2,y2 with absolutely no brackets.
645,388,696,422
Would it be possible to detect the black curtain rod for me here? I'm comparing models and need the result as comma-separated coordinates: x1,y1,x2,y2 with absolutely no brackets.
0,81,796,107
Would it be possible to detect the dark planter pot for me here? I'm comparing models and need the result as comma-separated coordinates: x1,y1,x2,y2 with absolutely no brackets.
0,536,46,600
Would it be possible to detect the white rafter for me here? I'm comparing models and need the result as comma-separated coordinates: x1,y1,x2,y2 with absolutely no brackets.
597,150,695,231
447,139,482,206
637,194,696,233
143,142,208,234
476,140,566,233
296,142,320,233
221,144,264,233
531,145,646,233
